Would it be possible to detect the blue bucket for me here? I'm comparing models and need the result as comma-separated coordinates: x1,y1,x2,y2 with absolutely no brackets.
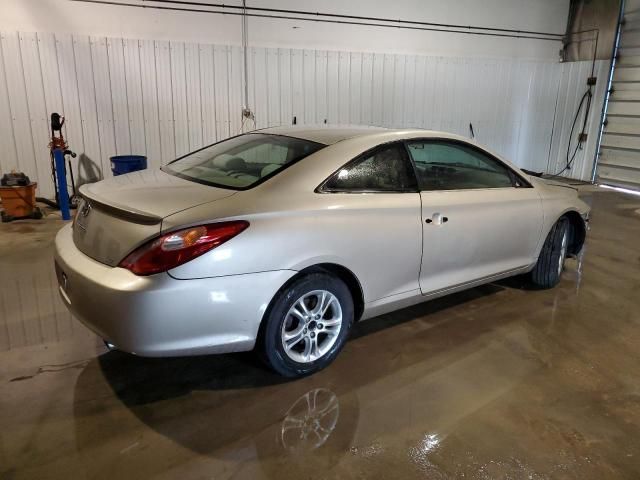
110,155,147,176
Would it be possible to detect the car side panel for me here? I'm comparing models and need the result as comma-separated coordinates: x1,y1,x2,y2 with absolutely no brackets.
167,191,423,304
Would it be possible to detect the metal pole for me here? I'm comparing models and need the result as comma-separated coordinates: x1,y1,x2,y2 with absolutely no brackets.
591,0,625,183
53,148,71,220
242,0,249,110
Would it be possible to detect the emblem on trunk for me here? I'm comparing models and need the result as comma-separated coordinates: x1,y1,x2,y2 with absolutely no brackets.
75,200,92,231
81,200,92,217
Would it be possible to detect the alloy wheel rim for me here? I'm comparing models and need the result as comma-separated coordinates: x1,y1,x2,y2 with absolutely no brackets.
281,290,343,363
558,229,568,276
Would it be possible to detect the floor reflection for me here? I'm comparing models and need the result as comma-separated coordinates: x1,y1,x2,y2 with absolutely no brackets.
280,388,340,452
70,284,524,479
0,219,93,352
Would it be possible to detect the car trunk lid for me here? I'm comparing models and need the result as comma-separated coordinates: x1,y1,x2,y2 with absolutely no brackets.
73,169,237,266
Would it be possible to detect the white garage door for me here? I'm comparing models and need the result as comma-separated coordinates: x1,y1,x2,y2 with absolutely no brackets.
598,3,640,190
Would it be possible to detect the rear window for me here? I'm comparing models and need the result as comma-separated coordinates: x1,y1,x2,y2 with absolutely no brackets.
163,133,325,189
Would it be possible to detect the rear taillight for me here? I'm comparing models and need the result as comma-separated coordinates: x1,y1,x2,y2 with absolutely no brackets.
119,220,249,275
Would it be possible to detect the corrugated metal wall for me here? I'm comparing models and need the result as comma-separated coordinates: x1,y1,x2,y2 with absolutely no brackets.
548,59,609,181
0,30,605,199
0,31,607,196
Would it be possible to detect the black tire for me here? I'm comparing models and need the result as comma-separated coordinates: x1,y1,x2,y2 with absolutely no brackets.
260,273,354,377
530,217,570,289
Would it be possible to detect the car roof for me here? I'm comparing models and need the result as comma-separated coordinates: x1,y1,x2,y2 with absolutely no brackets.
256,125,478,147
257,125,393,145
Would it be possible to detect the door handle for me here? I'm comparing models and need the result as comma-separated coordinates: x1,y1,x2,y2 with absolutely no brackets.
425,213,448,225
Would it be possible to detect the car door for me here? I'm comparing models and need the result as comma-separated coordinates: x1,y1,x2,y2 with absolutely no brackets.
405,139,543,295
317,141,423,302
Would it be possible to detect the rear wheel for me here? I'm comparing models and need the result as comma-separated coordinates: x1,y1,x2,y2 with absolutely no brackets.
530,217,570,289
260,273,354,377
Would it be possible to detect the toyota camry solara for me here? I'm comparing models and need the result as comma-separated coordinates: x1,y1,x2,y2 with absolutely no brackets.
54,126,590,376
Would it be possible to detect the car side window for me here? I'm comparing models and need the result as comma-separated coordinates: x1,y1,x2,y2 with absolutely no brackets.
407,141,517,191
322,143,417,192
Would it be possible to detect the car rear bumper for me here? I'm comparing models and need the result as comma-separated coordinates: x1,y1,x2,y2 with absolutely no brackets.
54,224,296,356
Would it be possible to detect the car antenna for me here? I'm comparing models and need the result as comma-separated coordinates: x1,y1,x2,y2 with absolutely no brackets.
469,122,475,140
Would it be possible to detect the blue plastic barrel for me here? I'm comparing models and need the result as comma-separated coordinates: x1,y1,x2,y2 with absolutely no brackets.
110,155,147,176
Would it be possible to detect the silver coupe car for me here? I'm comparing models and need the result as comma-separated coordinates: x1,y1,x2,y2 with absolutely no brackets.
54,126,590,377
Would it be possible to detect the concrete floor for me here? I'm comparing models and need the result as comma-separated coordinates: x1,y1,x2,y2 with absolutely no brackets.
1,187,640,479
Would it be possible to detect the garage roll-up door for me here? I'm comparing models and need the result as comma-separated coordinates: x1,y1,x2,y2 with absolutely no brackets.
598,5,640,190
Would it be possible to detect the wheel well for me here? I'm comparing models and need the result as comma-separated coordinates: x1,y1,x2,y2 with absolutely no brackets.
297,263,365,322
562,211,586,256
255,263,365,351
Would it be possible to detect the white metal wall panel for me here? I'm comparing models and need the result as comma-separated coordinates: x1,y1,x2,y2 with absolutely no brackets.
549,60,609,182
213,45,230,140
184,42,203,151
266,48,281,127
90,36,117,179
1,29,606,193
252,47,269,130
276,49,290,128
315,50,328,125
123,38,147,155
349,52,362,126
155,40,176,164
360,53,373,126
199,44,217,147
326,51,339,125
18,32,51,196
73,35,103,187
0,40,18,182
1,32,39,191
170,41,189,157
337,51,350,125
290,48,303,126
106,37,131,156
229,46,243,135
303,49,316,125
139,39,162,170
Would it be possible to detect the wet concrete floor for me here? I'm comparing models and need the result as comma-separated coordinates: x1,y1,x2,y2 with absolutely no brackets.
1,188,640,479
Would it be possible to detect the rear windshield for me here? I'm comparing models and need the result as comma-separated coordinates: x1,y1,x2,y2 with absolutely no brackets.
162,133,326,189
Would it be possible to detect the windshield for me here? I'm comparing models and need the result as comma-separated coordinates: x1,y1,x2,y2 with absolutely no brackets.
162,133,326,189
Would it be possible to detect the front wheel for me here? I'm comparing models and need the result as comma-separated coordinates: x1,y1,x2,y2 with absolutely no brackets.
260,273,354,377
530,217,570,289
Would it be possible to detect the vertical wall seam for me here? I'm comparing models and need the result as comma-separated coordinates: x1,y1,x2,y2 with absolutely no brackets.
211,45,217,140
198,43,204,145
16,33,39,179
87,36,104,170
225,46,232,136
168,41,176,158
70,36,87,155
137,40,148,156
153,41,163,161
0,34,21,167
182,42,190,150
105,36,119,156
